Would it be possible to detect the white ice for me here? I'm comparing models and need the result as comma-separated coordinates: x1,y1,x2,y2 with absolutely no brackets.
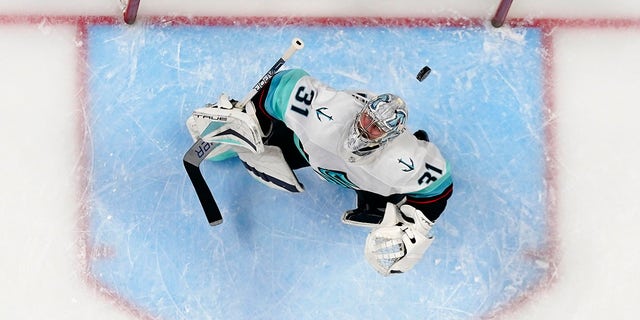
1,1,639,319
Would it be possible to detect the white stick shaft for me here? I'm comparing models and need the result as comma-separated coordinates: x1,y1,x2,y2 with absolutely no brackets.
238,38,304,111
282,38,305,60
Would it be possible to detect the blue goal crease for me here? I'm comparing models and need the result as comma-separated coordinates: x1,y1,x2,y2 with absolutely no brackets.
86,24,547,320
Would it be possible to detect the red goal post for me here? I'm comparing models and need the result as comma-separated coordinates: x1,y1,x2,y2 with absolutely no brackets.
491,0,514,28
123,0,141,25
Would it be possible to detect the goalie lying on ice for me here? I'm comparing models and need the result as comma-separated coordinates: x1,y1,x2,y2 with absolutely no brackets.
186,69,453,276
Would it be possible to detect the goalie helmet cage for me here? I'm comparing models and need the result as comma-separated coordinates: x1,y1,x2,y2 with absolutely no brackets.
123,0,141,25
491,0,514,28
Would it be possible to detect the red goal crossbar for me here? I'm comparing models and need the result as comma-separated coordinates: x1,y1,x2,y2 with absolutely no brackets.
122,1,512,27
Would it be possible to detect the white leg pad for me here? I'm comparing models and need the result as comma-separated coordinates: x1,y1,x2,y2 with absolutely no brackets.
237,145,304,193
186,95,264,161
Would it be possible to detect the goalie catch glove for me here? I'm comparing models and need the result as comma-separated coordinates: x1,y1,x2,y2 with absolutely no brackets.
364,203,434,276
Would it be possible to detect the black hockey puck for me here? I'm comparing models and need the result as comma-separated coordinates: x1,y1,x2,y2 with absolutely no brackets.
416,66,431,82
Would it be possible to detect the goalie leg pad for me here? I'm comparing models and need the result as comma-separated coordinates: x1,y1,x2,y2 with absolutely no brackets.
186,116,238,161
186,95,264,160
237,145,304,193
192,104,263,153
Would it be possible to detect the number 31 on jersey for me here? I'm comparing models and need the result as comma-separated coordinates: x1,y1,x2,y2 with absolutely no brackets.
290,86,314,117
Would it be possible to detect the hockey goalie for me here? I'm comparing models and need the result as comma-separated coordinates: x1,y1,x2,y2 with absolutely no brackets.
186,68,453,276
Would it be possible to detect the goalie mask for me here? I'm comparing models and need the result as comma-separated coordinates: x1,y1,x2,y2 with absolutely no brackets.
344,93,408,157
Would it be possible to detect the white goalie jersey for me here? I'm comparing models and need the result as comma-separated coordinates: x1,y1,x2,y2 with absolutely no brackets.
261,69,452,198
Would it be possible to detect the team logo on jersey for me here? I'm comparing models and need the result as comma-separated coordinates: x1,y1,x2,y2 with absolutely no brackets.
315,107,333,121
316,167,358,189
398,158,415,172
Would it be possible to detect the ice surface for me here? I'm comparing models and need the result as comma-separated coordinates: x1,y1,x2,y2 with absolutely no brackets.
3,1,640,320
85,24,550,319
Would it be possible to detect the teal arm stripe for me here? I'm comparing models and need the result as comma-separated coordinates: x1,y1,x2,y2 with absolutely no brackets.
264,69,309,121
408,163,453,198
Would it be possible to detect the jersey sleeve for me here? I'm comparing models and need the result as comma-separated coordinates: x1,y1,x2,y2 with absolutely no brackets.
262,69,310,121
386,136,454,222
404,182,453,222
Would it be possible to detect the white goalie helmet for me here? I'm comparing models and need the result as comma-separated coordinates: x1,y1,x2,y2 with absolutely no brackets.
344,93,408,157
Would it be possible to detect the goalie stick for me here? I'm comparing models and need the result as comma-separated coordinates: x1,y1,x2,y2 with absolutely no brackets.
183,38,304,226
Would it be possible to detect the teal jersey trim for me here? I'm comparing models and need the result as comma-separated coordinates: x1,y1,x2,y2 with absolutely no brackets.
264,69,309,121
292,134,309,163
408,163,453,198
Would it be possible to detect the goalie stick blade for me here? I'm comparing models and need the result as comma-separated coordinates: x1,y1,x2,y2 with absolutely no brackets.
183,139,223,226
183,159,223,226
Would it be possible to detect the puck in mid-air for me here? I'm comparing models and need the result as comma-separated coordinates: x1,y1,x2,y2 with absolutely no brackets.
416,66,431,82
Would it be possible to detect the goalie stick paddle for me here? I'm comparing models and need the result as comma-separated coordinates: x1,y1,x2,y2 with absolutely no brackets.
183,139,222,225
183,38,304,226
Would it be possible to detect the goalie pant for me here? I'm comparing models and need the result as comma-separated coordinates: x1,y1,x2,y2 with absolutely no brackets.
249,69,453,222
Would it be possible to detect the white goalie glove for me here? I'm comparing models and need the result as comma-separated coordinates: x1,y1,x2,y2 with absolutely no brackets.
364,203,434,276
186,94,264,161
